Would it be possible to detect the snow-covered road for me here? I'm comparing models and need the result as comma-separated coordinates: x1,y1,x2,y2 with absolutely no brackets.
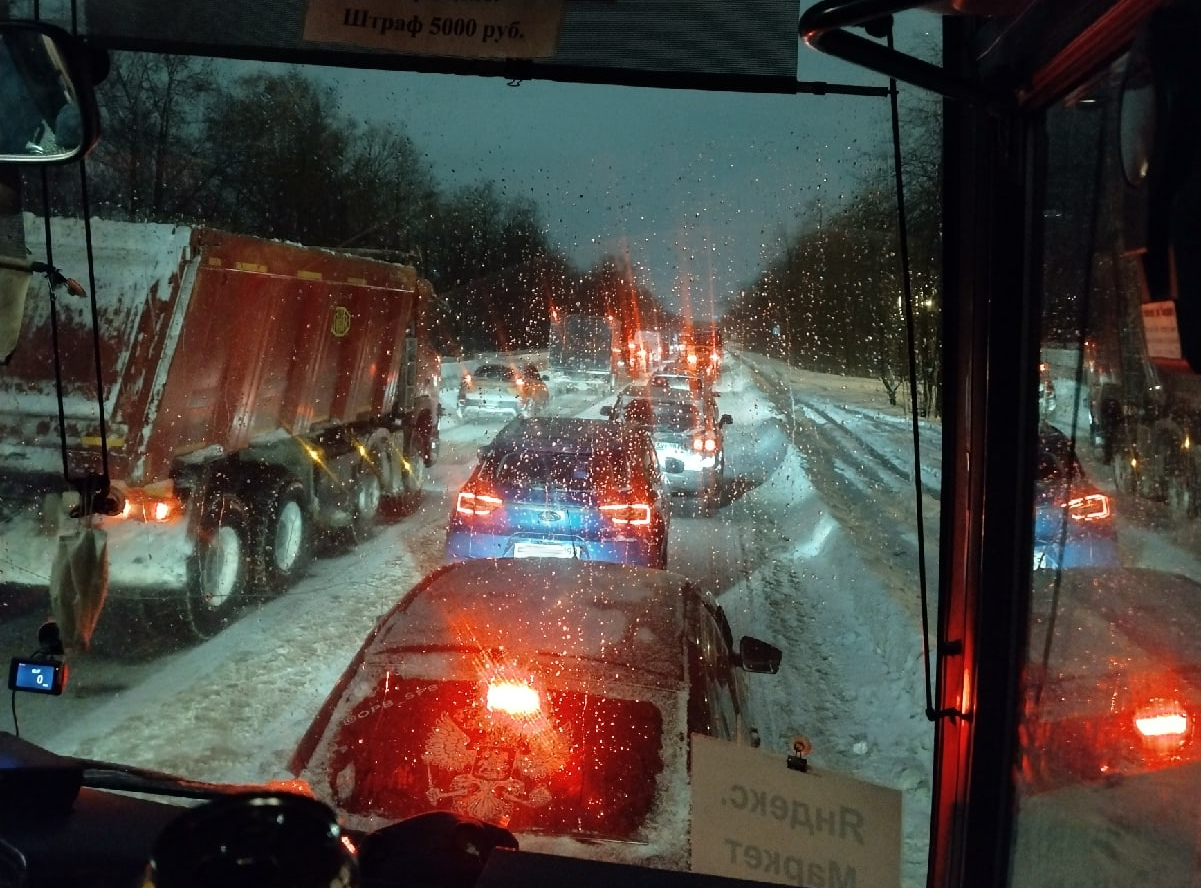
4,353,941,887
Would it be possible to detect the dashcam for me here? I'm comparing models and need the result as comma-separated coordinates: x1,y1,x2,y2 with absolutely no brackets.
7,658,67,695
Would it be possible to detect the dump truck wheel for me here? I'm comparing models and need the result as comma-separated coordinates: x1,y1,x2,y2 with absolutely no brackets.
253,480,311,594
1166,460,1197,521
399,436,427,514
187,493,251,638
351,469,382,540
1112,437,1141,497
419,414,439,467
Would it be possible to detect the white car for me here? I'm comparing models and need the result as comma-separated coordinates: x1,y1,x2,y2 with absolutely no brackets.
604,384,733,512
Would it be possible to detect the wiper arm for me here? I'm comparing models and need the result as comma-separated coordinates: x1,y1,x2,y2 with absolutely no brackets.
77,756,311,800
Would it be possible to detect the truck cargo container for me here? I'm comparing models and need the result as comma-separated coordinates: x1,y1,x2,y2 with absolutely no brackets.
0,215,441,639
547,312,619,391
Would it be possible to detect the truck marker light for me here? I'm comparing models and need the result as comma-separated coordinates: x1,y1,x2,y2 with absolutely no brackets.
120,490,179,522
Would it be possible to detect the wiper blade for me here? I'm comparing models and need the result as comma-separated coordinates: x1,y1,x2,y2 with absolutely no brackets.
78,756,310,800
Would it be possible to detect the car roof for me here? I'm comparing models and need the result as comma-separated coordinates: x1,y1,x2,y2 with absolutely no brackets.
490,416,627,450
371,558,694,686
620,384,696,403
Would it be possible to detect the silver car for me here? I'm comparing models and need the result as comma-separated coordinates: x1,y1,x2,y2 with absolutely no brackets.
604,383,732,513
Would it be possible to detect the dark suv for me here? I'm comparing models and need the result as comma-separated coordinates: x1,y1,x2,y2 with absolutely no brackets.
446,416,670,568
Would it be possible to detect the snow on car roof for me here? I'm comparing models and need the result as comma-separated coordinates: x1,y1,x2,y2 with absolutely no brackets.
490,416,623,449
371,558,690,686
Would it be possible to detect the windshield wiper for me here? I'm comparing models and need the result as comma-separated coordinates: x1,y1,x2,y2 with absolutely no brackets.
76,756,308,800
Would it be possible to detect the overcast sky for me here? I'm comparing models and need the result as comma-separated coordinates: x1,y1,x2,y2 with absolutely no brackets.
301,12,938,314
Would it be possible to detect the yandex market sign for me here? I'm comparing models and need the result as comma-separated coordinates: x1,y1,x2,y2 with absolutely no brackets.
690,735,902,888
304,0,566,59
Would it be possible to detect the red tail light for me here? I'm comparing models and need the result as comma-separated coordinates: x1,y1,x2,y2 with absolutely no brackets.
515,377,525,387
600,502,653,526
1135,699,1191,758
692,433,718,453
456,489,503,516
1065,492,1111,521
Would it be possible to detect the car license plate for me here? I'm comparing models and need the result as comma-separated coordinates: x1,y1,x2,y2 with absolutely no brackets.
513,540,577,558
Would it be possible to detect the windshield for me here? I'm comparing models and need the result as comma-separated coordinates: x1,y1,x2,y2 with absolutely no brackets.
1011,36,1201,884
0,11,942,888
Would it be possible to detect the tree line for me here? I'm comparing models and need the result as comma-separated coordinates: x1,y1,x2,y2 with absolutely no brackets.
25,53,654,355
26,51,941,406
724,91,942,416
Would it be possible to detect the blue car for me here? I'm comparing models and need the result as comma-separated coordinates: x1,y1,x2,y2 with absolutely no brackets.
1033,424,1119,569
446,416,670,568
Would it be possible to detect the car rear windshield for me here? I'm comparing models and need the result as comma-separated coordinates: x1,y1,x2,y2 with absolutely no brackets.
315,678,665,840
476,365,515,380
488,447,626,493
651,401,700,432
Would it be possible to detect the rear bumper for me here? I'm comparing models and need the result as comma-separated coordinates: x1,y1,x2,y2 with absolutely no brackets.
446,530,661,568
458,396,521,416
0,508,193,595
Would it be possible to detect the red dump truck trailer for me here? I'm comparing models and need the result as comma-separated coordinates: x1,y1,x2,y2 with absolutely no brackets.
0,215,441,639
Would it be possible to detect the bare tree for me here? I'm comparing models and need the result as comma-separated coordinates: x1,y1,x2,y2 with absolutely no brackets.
87,54,219,221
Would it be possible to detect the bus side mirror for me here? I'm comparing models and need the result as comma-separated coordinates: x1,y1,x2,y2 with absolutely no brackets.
0,21,103,164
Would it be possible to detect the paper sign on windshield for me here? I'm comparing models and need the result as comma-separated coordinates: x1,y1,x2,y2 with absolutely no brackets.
304,0,565,59
690,735,902,888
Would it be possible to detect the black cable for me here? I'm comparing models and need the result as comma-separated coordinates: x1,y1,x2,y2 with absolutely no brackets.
881,27,942,721
1033,94,1110,708
77,155,110,494
38,173,72,485
9,690,17,738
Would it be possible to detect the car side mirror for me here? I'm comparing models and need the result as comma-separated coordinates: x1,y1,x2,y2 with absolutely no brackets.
0,21,102,163
720,414,733,427
737,636,782,674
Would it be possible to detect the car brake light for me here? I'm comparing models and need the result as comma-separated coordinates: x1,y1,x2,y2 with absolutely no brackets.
456,489,503,516
515,377,524,387
692,434,717,453
1135,699,1191,753
487,679,541,717
600,502,653,526
687,353,698,365
1065,492,1111,521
